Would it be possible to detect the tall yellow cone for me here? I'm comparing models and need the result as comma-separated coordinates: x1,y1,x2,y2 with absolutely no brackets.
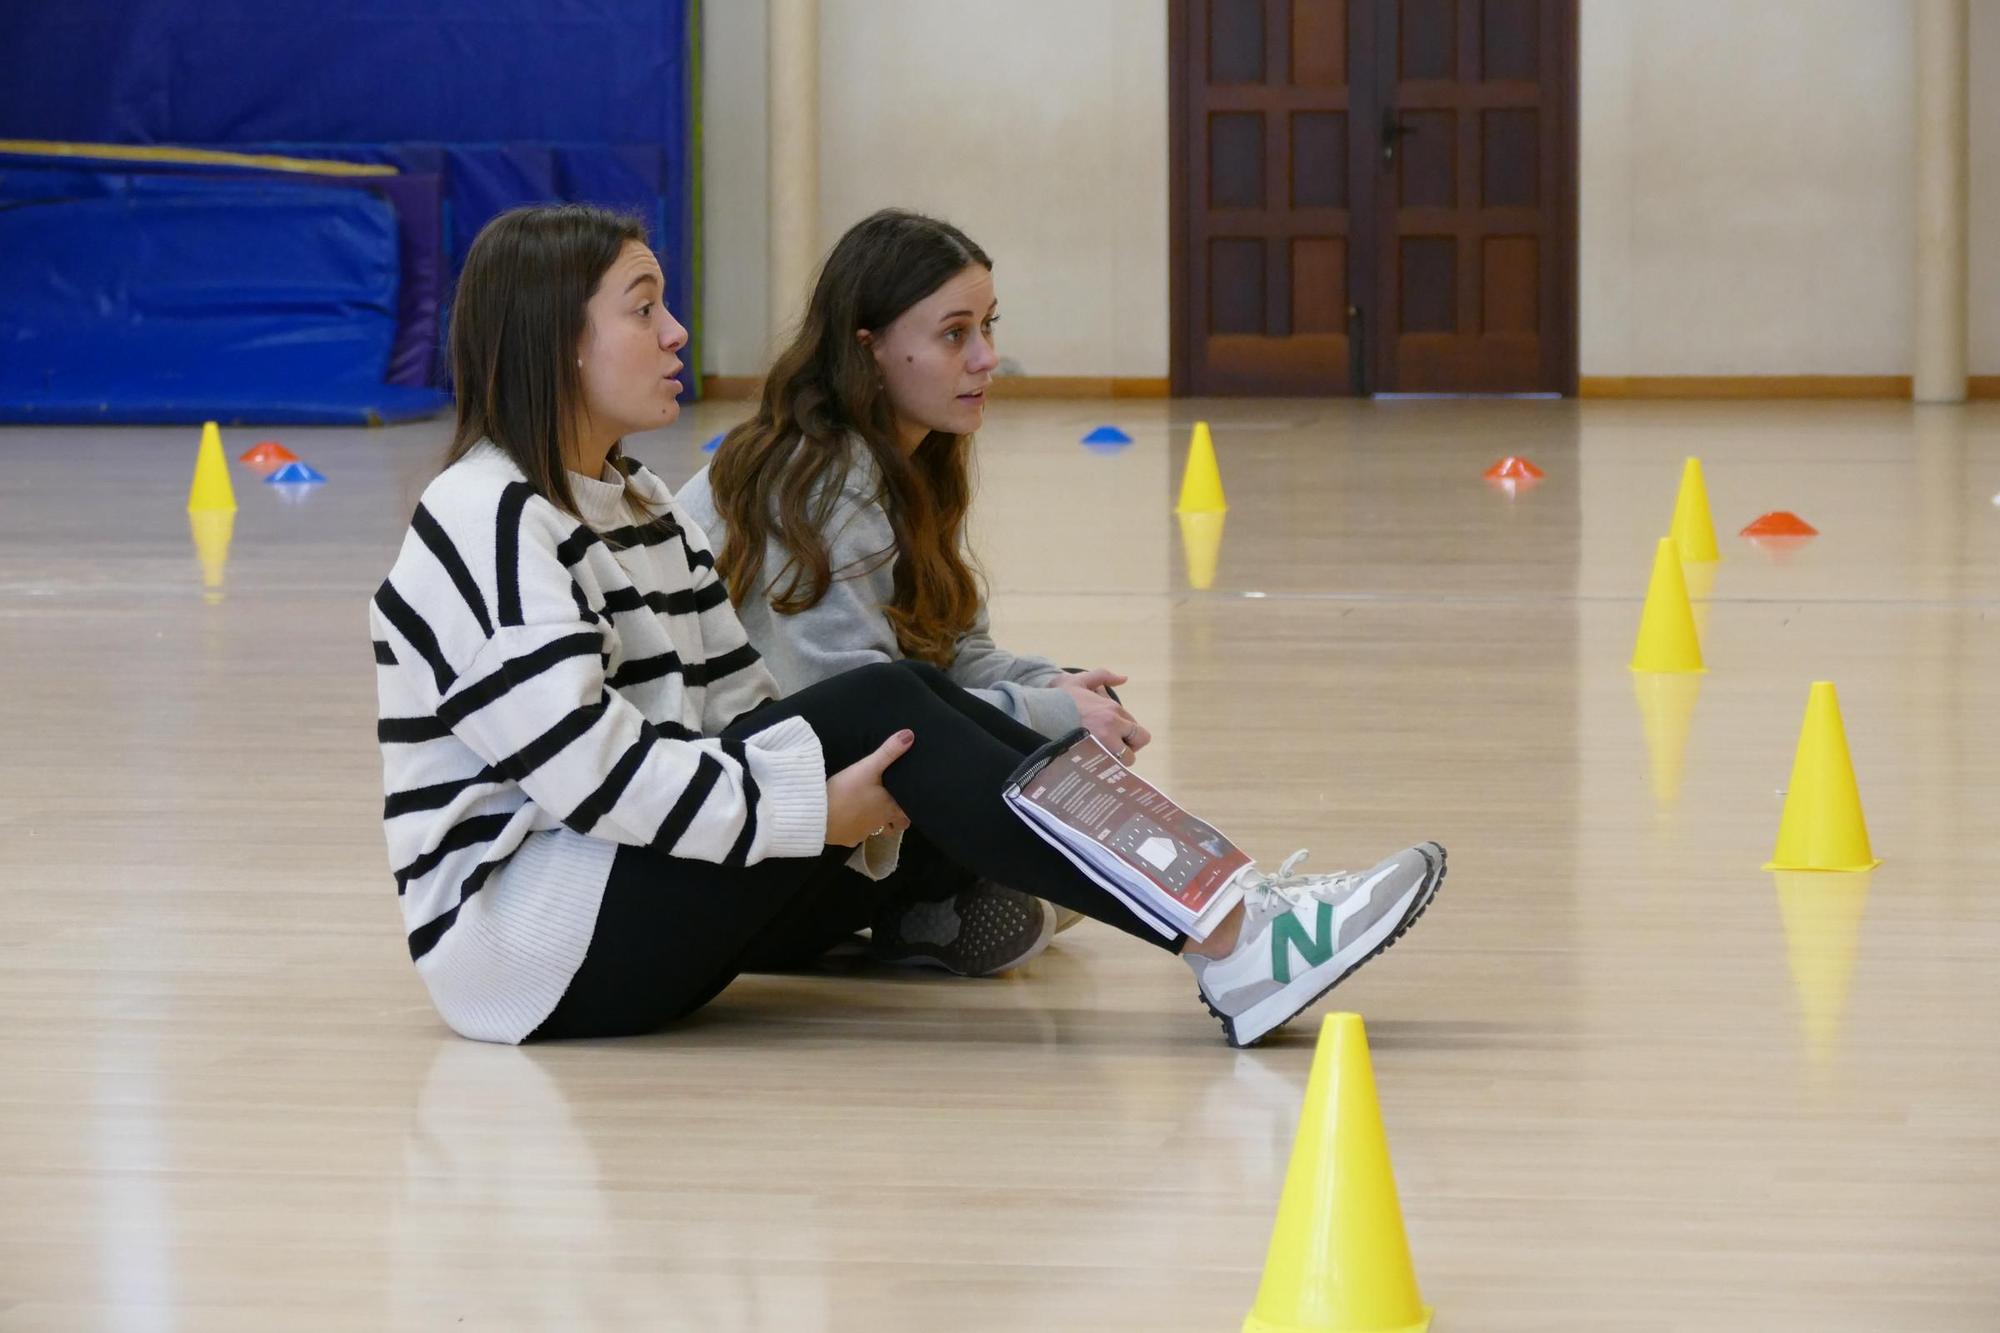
1632,672,1701,809
189,509,236,604
1774,870,1871,1066
1243,1014,1431,1333
187,420,238,513
1630,537,1705,673
1765,681,1879,871
1178,511,1227,590
1669,456,1718,562
1176,420,1227,513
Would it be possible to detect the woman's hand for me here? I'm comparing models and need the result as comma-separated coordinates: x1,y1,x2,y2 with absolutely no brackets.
1056,669,1151,763
825,729,914,846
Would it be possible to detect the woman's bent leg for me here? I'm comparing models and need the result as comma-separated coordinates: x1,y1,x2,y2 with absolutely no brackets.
724,663,1180,950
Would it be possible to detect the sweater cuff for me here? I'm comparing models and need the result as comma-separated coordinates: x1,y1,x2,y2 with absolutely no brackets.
845,829,904,881
741,714,830,859
1018,684,1083,739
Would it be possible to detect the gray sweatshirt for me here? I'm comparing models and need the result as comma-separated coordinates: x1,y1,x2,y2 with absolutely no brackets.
675,446,1083,739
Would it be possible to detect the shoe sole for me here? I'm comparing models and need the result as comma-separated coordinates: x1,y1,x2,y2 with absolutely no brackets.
1201,842,1447,1049
871,899,1059,977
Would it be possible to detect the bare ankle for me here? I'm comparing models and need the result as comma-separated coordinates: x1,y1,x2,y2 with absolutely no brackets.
1181,902,1245,959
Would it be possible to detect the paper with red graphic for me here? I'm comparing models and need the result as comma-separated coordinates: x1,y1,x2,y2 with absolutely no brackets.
1003,730,1251,941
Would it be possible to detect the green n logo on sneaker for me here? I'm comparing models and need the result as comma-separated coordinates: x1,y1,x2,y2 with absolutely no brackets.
1269,900,1335,985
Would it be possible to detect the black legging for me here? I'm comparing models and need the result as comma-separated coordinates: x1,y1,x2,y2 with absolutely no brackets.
733,827,974,972
531,660,1178,1040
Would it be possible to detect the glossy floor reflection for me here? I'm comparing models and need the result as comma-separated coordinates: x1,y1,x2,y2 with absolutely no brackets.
2,399,1997,1331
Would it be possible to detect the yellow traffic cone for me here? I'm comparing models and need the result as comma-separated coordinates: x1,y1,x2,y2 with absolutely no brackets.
1178,511,1227,590
1630,537,1704,673
1670,456,1718,562
187,420,238,513
1765,681,1879,871
1774,869,1871,1066
1176,420,1227,513
1243,1014,1431,1333
189,509,236,604
1632,671,1701,809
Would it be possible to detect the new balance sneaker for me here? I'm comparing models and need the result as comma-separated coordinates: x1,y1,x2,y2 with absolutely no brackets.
869,881,1058,977
1186,843,1445,1048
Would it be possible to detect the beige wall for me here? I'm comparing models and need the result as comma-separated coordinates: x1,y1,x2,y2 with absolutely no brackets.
704,1,1995,383
702,0,1168,379
1582,0,1920,377
1972,0,1999,375
699,0,771,378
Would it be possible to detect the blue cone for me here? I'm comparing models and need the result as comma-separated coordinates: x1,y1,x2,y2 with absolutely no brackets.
1080,425,1133,445
265,461,326,484
701,433,725,453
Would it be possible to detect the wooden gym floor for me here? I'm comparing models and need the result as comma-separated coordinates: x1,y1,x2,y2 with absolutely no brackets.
2,399,1996,1331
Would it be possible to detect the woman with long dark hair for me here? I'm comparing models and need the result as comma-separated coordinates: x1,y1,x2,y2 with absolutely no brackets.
370,203,1443,1049
677,210,1151,974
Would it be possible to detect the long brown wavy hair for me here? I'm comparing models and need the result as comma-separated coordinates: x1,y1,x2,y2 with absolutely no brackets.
441,203,658,522
708,209,991,666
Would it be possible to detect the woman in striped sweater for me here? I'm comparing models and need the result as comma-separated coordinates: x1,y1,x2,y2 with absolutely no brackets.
371,204,1445,1049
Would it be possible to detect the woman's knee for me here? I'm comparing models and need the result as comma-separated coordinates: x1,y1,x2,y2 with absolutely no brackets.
829,660,934,715
893,658,952,691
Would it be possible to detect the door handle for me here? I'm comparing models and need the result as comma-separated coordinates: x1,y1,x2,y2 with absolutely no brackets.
1381,110,1418,163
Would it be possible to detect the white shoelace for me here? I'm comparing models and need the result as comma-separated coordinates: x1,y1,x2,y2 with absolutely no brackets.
1238,849,1360,916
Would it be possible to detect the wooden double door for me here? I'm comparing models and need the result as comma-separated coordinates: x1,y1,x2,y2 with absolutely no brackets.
1170,0,1576,395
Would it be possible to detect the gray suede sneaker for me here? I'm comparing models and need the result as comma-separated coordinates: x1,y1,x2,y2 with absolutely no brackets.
869,882,1058,977
1186,843,1445,1048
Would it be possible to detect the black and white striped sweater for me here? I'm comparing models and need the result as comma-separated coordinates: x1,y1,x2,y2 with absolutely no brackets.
370,445,828,1042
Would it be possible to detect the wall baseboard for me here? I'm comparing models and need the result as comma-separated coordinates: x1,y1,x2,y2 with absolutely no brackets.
699,374,1172,401
704,373,1995,403
1579,375,1914,400
990,376,1172,399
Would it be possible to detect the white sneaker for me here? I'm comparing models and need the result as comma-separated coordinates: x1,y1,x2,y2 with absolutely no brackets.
1186,843,1445,1048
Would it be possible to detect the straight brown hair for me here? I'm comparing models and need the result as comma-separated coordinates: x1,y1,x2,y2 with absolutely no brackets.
441,203,657,520
707,209,991,667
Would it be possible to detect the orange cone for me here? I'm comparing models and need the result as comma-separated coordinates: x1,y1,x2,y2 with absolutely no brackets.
240,441,299,467
1741,511,1817,538
1483,456,1543,482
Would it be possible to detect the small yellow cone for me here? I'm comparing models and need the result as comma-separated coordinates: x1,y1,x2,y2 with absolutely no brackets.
1670,456,1718,562
189,509,236,603
1243,1014,1431,1333
1176,420,1227,513
1630,537,1705,673
1765,681,1880,871
1774,869,1871,1066
1177,511,1227,590
1632,671,1701,809
187,420,238,513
